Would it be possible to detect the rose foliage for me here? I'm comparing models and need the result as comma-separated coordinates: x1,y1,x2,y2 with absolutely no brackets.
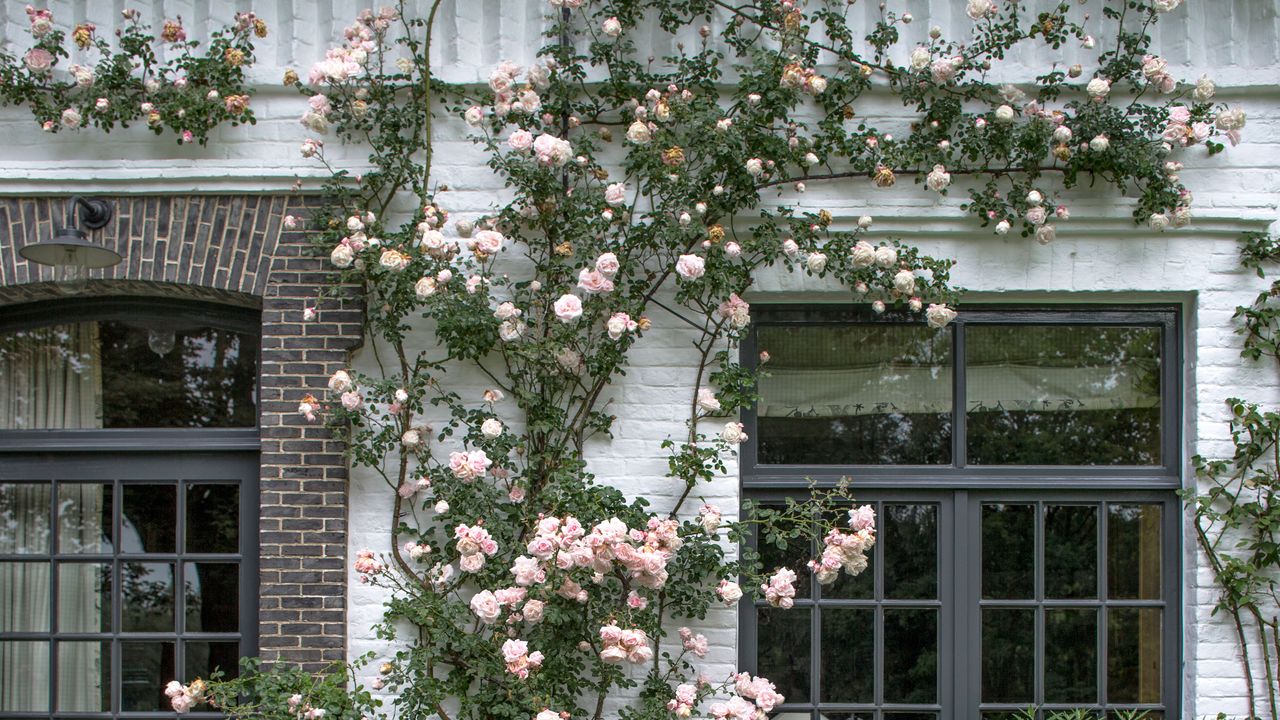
164,1,1243,719
1,5,262,144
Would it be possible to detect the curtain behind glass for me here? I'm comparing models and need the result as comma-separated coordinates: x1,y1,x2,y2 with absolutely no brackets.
0,322,104,711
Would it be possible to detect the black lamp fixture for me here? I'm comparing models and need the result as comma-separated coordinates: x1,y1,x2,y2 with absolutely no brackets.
18,196,120,294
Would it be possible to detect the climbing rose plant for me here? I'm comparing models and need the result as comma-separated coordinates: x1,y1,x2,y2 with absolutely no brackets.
165,1,1244,719
0,6,261,144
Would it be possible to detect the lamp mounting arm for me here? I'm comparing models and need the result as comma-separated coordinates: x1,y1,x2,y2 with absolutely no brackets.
65,196,113,231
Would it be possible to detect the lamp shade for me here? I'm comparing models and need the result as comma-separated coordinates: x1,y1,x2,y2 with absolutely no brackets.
18,227,123,269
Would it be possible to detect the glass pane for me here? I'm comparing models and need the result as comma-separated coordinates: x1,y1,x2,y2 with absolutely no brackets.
0,482,51,553
982,504,1035,599
1045,608,1098,703
122,484,176,553
186,640,241,681
966,325,1161,465
122,562,175,632
0,323,103,430
758,521,812,600
58,483,113,554
120,641,176,711
0,641,49,711
757,607,811,704
1108,608,1162,704
883,715,938,720
56,640,110,711
757,323,953,464
982,608,1034,703
185,562,240,633
885,504,937,599
884,608,938,703
58,562,112,633
820,608,873,703
1045,505,1098,599
1108,505,1162,600
824,714,874,720
0,317,258,429
98,320,258,428
187,484,240,553
0,561,50,631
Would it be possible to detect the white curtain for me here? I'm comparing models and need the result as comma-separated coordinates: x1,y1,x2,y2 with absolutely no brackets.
0,322,105,712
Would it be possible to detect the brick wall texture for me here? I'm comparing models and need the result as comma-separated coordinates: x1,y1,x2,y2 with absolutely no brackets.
0,194,363,672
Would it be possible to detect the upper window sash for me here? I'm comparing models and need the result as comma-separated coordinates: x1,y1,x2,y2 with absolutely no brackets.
740,305,1181,485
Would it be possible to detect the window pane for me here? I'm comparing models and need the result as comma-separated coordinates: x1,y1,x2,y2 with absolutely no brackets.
58,483,113,554
0,482,51,553
982,608,1034,703
120,641,176,711
758,521,812,600
885,504,938,599
187,483,240,553
58,562,112,633
0,641,49,711
121,562,175,632
758,607,811,704
1045,505,1098,599
0,561,50,631
982,504,1035,599
884,608,938,703
824,714,874,720
0,323,102,430
1108,505,1162,600
966,325,1161,465
56,640,110,712
820,608,873,703
186,640,241,680
122,484,176,553
756,324,953,465
0,318,258,429
1108,608,1162,704
185,562,240,633
1045,608,1098,703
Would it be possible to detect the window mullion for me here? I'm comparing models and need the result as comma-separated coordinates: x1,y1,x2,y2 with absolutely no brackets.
953,318,967,469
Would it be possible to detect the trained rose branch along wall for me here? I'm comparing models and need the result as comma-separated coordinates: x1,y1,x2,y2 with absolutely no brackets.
0,195,364,673
0,0,1276,716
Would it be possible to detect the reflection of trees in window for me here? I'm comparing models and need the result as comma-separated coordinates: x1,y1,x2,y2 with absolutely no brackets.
967,326,1162,465
758,324,953,464
99,322,257,428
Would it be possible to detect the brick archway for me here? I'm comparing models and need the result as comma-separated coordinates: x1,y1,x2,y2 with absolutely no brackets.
0,194,362,671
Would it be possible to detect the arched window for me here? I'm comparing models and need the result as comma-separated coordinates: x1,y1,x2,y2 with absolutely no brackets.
0,297,259,717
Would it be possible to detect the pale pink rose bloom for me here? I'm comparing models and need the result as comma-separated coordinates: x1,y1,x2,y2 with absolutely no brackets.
577,268,614,294
470,590,502,623
523,599,546,623
553,294,583,322
508,130,534,152
595,252,620,276
340,391,362,410
675,254,705,280
604,182,627,206
24,48,53,73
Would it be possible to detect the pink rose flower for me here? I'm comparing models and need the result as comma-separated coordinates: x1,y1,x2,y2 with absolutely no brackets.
553,294,583,322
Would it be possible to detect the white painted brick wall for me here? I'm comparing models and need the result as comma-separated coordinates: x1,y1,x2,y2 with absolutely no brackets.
2,1,1278,717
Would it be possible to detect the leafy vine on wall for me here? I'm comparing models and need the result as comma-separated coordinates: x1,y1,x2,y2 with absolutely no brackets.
0,6,262,144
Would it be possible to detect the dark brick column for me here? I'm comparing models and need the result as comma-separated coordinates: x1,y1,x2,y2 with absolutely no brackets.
258,206,363,670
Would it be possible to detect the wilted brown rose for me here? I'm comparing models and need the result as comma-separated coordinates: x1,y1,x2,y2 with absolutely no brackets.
873,165,896,188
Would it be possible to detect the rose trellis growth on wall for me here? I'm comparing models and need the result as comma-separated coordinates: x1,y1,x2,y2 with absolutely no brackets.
15,0,1245,718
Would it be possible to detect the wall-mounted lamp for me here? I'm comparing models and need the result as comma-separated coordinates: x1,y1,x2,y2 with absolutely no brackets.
18,196,120,294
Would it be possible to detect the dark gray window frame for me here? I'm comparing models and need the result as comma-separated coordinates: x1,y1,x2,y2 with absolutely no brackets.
0,298,261,719
738,305,1183,720
740,304,1181,489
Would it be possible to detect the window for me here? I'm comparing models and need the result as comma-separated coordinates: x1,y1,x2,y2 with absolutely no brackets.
0,299,259,719
741,307,1180,720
